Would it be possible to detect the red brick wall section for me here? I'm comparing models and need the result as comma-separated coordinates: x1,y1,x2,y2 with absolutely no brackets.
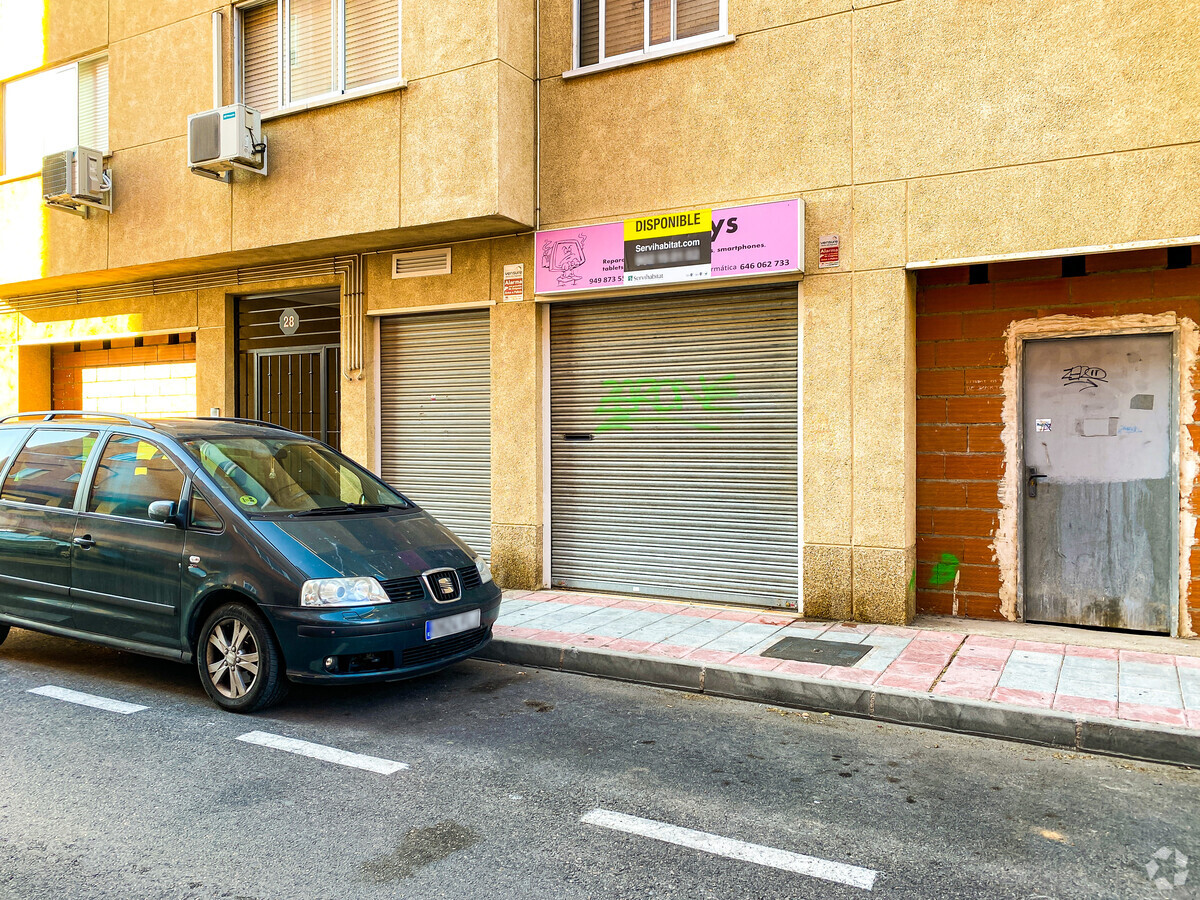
916,249,1200,633
51,333,197,410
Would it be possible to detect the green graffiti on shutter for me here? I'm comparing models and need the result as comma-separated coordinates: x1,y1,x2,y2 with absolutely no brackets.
594,374,740,431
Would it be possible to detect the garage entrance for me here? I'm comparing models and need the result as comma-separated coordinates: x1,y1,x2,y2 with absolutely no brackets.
378,310,492,558
237,292,341,448
549,285,799,608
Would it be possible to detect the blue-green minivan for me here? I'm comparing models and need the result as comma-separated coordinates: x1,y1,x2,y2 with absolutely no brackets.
0,412,501,712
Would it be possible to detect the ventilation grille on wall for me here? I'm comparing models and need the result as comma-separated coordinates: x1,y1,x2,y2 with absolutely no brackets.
392,248,452,279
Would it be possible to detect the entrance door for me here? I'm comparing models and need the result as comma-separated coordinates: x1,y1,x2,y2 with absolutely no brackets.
238,293,341,448
253,347,338,445
1022,333,1175,632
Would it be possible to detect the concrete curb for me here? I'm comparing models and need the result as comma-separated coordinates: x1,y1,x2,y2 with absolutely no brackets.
478,637,1200,769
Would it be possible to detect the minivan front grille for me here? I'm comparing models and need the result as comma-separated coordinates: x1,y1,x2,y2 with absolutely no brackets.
458,565,482,591
401,625,490,668
380,576,423,603
424,568,462,603
379,565,482,604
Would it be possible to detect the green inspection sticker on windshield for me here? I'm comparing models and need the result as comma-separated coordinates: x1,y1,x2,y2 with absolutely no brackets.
239,495,258,506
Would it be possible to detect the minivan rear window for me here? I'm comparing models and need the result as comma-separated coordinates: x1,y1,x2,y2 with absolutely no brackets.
0,429,27,478
0,429,99,509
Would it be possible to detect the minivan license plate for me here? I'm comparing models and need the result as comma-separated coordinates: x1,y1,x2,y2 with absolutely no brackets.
425,609,481,641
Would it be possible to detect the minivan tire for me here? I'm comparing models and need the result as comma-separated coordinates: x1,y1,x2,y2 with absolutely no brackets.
0,623,9,646
197,603,288,713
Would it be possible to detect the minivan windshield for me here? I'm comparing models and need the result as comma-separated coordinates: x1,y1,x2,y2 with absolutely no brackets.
184,437,409,515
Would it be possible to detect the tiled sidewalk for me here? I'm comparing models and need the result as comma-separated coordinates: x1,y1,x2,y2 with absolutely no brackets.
496,590,1200,731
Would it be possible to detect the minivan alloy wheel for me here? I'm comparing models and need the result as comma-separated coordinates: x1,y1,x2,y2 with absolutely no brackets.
197,602,288,712
206,618,260,699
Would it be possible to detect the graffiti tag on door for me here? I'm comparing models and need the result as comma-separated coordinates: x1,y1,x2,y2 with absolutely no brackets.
594,375,740,431
1061,364,1108,391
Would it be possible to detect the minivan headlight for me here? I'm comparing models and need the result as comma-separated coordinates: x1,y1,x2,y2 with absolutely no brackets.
300,577,390,608
475,556,493,584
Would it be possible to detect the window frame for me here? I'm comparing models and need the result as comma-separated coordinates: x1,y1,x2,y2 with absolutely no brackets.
0,429,31,490
82,432,188,525
185,482,226,534
233,0,405,121
567,0,732,79
0,428,102,512
1,52,110,182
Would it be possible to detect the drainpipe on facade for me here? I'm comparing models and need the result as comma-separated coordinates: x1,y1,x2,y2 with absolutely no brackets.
212,11,223,108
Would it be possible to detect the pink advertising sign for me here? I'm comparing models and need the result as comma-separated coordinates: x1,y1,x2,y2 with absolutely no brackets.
534,199,804,295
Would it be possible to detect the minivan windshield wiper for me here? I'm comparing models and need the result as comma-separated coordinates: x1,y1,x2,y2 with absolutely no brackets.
287,503,404,518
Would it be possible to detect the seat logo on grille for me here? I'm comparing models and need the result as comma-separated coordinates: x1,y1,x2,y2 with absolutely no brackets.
422,568,462,603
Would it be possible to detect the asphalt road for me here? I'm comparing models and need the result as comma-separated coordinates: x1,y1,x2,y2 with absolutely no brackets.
0,626,1196,900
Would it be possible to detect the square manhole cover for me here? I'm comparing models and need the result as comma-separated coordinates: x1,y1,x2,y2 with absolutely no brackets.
761,636,873,667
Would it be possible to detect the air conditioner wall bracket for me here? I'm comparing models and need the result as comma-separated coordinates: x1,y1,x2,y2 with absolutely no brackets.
44,166,113,217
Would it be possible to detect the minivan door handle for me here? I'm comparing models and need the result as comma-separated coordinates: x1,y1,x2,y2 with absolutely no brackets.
72,535,96,550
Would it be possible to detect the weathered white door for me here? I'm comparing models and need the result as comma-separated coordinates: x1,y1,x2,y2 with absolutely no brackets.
1022,333,1174,633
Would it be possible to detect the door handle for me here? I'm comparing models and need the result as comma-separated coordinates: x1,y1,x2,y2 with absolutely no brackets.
1027,467,1048,499
72,535,96,550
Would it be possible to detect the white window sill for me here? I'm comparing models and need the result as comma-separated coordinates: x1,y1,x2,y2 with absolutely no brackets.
0,171,39,187
563,33,735,79
260,78,408,121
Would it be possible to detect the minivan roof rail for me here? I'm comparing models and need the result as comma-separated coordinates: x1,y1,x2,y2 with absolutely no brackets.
192,416,296,432
0,410,155,428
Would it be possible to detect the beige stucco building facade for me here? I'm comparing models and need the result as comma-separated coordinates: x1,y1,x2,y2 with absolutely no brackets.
1,0,1197,635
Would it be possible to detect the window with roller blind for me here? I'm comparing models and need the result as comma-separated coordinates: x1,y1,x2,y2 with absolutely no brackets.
574,0,726,73
2,55,108,178
236,0,400,116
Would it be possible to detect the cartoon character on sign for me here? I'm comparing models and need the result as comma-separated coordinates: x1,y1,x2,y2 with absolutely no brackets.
541,233,587,287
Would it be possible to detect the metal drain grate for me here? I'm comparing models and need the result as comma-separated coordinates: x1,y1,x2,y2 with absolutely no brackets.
760,637,873,666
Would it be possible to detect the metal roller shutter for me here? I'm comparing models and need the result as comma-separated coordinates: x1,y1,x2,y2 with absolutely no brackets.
379,311,492,558
345,0,400,90
77,56,108,154
551,286,798,607
241,2,280,114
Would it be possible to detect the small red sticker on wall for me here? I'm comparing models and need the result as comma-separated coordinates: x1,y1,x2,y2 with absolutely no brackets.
503,264,525,301
818,235,840,269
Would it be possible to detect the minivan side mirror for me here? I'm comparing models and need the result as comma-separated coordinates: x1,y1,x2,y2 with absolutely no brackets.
148,500,183,527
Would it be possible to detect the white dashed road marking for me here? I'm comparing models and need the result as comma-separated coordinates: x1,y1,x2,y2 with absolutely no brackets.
27,685,148,715
581,808,878,891
237,730,409,775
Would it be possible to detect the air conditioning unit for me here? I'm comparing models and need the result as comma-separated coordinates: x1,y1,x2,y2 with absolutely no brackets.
42,146,111,217
187,103,267,181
